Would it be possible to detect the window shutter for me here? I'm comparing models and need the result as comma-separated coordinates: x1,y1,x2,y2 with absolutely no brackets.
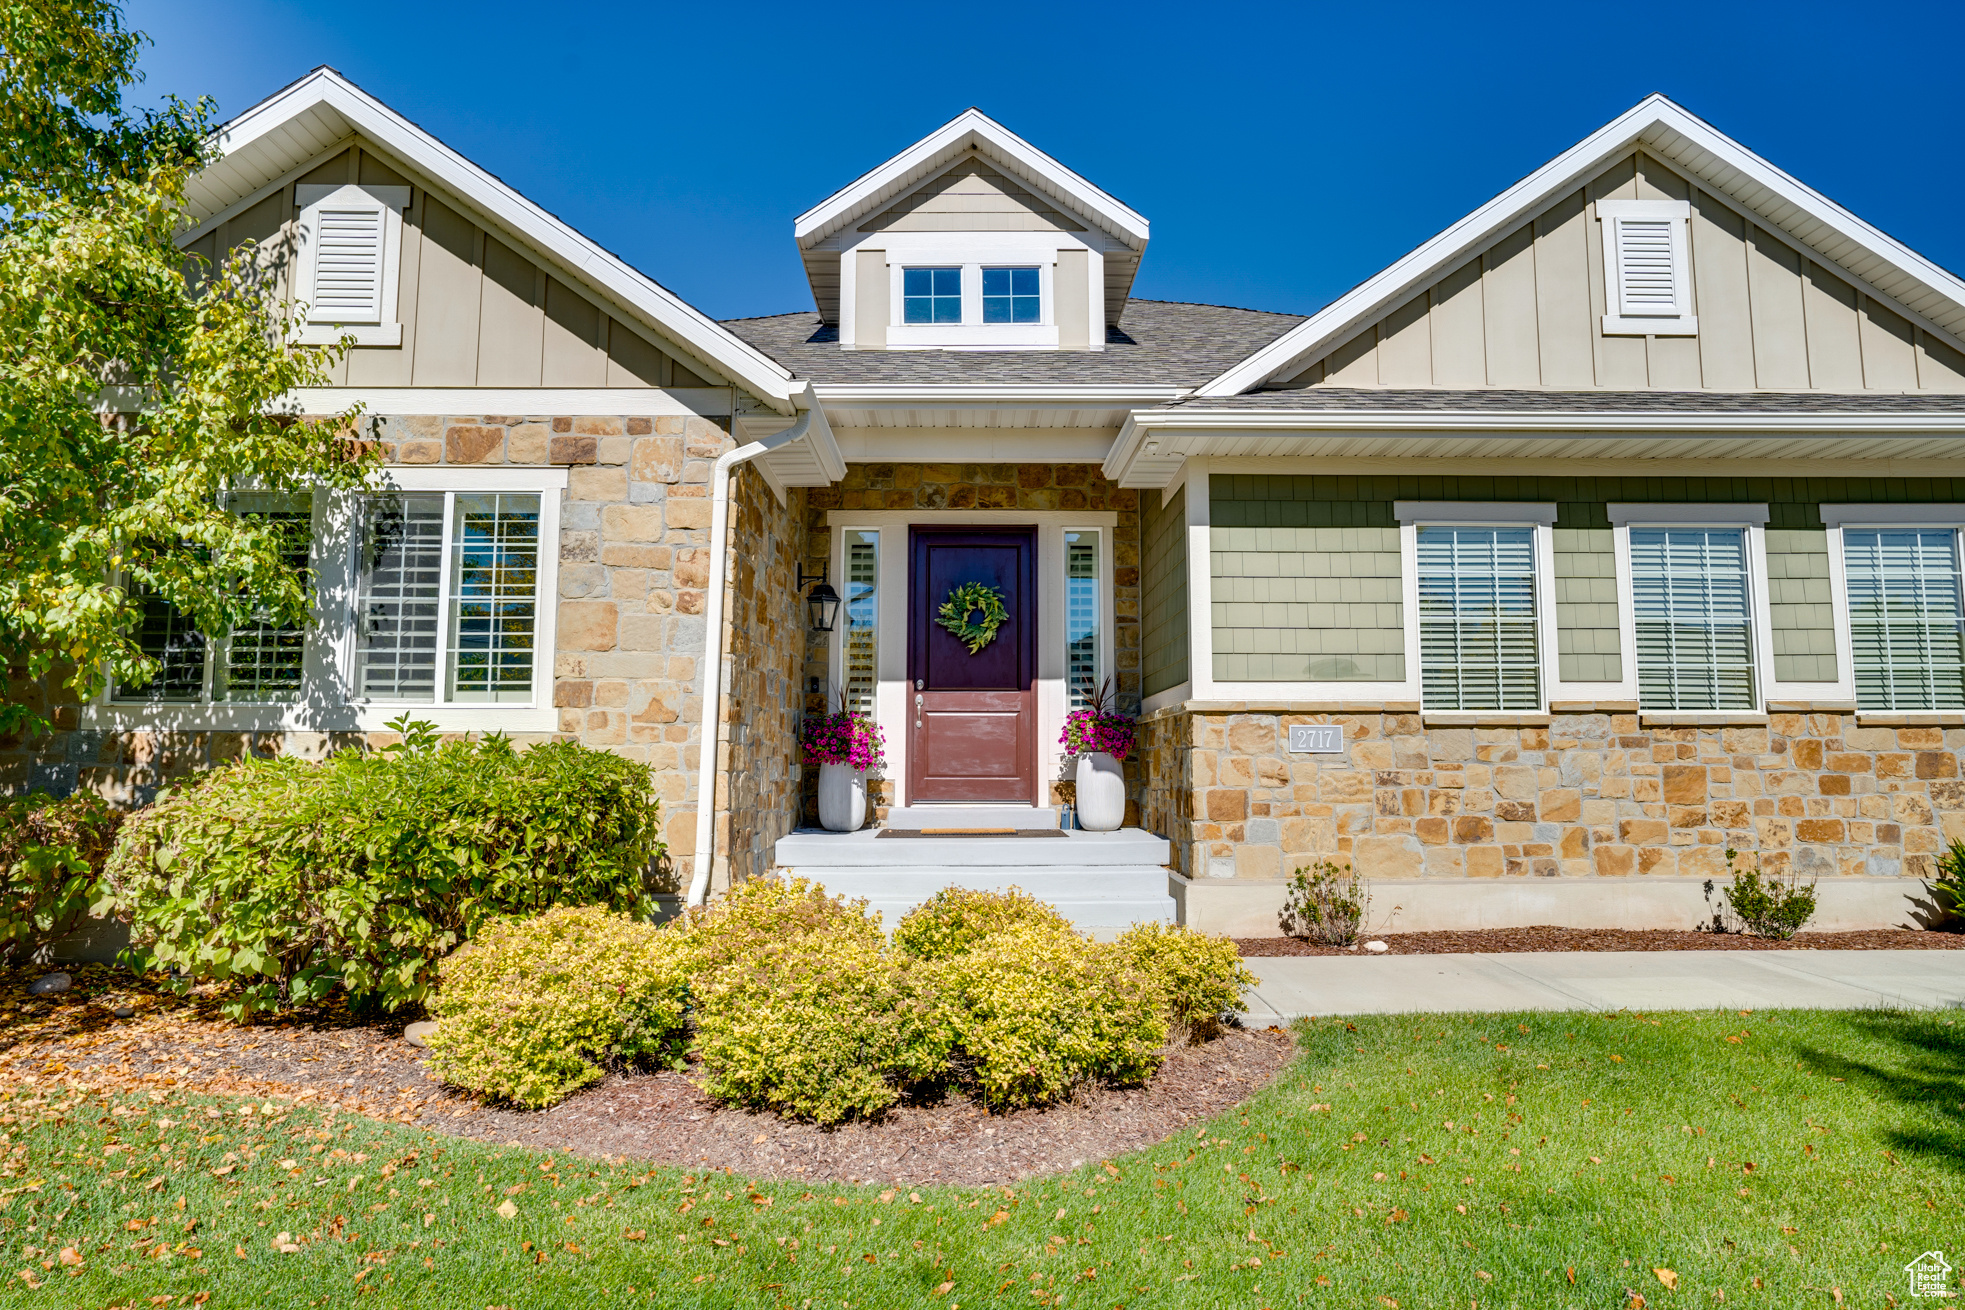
311,204,386,323
1613,218,1679,316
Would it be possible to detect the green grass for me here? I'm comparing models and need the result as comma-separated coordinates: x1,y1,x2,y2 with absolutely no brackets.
6,1007,1964,1308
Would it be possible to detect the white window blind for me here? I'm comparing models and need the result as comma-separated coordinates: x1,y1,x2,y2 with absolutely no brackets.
1844,528,1965,710
1066,531,1100,709
218,505,312,702
1614,219,1679,316
311,205,386,322
843,530,879,716
446,494,541,703
1632,528,1756,710
1417,526,1540,711
356,494,446,701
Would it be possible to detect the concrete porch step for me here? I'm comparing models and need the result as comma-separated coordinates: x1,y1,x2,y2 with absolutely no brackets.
883,805,1060,830
775,827,1169,868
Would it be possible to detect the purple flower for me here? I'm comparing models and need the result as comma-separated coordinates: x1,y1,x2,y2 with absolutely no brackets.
800,711,886,772
1060,709,1135,762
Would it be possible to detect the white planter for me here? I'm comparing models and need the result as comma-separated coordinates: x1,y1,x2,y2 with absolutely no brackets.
818,762,867,832
1074,752,1126,832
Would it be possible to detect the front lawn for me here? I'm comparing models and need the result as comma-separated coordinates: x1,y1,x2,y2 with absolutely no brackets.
5,1007,1961,1307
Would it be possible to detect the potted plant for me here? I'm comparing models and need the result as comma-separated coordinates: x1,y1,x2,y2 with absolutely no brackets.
800,696,885,832
1059,679,1135,832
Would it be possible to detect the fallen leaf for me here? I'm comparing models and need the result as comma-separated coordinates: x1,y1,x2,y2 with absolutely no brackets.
1567,1267,1576,1284
1656,1268,1679,1290
495,1200,518,1220
623,1229,645,1241
57,1248,81,1268
985,1210,1009,1227
933,1282,954,1296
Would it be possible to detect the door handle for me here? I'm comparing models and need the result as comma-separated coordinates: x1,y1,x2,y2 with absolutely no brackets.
915,693,924,728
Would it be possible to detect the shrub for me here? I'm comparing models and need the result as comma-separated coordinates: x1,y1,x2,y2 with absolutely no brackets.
426,905,686,1109
102,731,664,1017
1,791,123,964
670,875,883,982
934,930,1165,1109
1710,849,1818,940
1935,841,1965,923
891,885,1074,961
1114,921,1254,1042
1281,859,1368,944
692,931,953,1125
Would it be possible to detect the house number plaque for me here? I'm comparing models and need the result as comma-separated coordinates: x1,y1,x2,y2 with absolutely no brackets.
1287,725,1345,754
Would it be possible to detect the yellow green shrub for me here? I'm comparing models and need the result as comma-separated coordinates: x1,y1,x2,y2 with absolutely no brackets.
692,931,953,1125
1114,921,1255,1041
671,875,882,982
934,929,1165,1109
891,885,1074,961
426,905,685,1109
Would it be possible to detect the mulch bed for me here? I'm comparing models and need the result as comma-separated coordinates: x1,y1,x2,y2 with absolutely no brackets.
2,964,1296,1187
1236,926,1965,955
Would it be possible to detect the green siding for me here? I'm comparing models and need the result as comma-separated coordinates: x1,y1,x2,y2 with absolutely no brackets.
1208,474,1965,686
1141,486,1190,696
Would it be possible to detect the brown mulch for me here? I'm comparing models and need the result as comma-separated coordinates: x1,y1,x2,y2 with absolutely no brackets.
1236,925,1965,955
2,964,1296,1186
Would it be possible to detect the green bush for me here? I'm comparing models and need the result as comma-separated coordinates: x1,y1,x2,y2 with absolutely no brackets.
669,875,883,982
891,885,1074,960
934,929,1166,1110
1281,859,1367,944
1713,849,1818,940
426,905,687,1109
102,731,664,1018
1934,840,1965,923
692,930,953,1125
1114,921,1254,1041
1,791,123,964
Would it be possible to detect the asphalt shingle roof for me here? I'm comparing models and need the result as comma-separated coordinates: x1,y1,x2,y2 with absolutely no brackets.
1172,388,1965,414
719,299,1306,387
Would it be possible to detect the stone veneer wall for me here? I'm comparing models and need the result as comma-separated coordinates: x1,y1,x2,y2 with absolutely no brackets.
1136,704,1961,886
797,462,1144,824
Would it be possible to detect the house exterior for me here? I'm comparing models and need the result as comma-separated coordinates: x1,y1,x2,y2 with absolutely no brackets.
11,67,1965,934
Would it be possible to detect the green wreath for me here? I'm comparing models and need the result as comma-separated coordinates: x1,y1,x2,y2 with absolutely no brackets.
935,581,1009,655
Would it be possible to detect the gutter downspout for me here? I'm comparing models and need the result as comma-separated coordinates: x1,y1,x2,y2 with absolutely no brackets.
684,405,816,908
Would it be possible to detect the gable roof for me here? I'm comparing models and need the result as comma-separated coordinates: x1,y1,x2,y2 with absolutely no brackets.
792,108,1150,325
185,67,800,413
1199,94,1965,398
723,299,1302,388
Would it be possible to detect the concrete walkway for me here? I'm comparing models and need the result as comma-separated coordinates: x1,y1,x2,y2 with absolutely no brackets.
1241,950,1965,1021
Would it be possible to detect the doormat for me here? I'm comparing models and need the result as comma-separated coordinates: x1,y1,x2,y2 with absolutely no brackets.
876,828,1068,838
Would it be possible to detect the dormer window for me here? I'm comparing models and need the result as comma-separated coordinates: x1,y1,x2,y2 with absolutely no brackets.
982,267,1041,324
903,267,963,324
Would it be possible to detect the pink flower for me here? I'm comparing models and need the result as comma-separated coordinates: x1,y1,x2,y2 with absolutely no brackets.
800,711,886,772
1060,710,1135,762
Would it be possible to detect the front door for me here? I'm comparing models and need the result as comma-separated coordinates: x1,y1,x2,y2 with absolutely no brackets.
907,525,1037,804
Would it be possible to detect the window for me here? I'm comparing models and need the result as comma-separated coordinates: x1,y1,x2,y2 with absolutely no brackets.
356,492,542,705
1066,530,1100,709
293,182,409,345
1597,199,1696,336
902,267,962,324
1631,528,1756,710
113,500,312,705
1844,528,1965,710
982,267,1040,324
843,530,879,716
1416,526,1540,711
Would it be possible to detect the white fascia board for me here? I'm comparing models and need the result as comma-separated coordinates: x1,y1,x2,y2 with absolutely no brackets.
793,108,1148,252
815,383,1187,407
1197,93,1965,397
202,68,799,414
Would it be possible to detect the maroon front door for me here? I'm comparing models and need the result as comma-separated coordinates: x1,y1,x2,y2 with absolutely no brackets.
908,526,1037,804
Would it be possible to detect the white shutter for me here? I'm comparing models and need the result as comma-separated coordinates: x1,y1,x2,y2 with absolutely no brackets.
1598,200,1696,335
311,205,385,322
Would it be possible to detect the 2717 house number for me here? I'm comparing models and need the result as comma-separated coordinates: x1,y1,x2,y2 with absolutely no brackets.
1287,725,1344,753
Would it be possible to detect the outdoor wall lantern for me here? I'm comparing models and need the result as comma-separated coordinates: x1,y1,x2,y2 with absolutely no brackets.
800,563,840,633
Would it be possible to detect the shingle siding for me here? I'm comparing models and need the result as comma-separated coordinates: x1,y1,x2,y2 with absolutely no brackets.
1141,486,1190,696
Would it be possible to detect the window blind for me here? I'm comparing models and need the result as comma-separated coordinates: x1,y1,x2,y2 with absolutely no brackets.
1417,526,1540,711
1845,528,1965,710
1066,531,1100,709
446,493,540,704
1631,527,1755,710
356,494,445,700
844,531,879,716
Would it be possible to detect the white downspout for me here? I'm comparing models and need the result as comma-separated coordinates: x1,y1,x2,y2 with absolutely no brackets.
685,406,814,908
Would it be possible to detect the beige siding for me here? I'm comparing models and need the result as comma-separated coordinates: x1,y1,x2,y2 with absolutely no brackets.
854,249,886,348
857,159,1084,233
206,143,698,389
1285,150,1965,392
1056,248,1090,350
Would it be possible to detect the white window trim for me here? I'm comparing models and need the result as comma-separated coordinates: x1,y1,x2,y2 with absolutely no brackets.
1400,510,1559,719
292,182,409,347
83,468,567,734
823,509,1117,805
1597,198,1697,337
1823,506,1965,717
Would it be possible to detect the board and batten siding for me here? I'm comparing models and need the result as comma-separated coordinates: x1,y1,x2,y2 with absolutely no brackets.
1283,152,1965,393
857,159,1085,234
1206,476,1965,688
1141,486,1190,695
181,145,712,391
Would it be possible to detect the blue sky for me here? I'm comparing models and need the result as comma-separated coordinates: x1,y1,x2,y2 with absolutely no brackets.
127,0,1964,324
